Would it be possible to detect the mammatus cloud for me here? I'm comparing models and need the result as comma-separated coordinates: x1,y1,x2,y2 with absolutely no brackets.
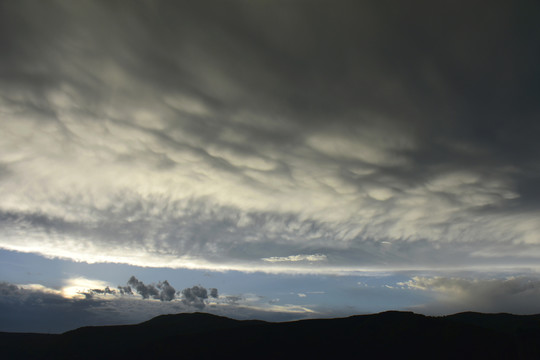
400,276,540,314
0,1,539,274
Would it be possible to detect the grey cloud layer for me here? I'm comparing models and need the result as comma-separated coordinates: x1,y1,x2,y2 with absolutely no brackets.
402,276,540,315
1,0,539,272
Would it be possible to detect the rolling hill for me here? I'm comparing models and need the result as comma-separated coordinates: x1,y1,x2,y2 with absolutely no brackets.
2,311,540,359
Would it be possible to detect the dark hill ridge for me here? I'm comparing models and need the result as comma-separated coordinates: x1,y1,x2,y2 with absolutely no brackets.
2,311,540,359
62,312,266,340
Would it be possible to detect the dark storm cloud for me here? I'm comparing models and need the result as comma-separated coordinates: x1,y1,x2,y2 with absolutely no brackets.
80,277,281,315
128,276,160,300
118,285,133,295
181,286,209,310
157,280,176,302
123,277,181,302
3,0,538,167
126,276,177,302
0,0,539,273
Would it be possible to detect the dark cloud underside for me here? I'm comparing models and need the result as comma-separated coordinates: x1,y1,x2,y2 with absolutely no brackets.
0,0,539,272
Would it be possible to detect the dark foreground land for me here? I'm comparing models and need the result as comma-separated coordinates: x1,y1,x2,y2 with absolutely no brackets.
2,311,540,359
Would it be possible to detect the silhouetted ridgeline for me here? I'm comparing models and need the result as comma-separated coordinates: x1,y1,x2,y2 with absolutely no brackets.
2,311,540,359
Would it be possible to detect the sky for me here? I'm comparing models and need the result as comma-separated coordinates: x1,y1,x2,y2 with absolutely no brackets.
1,0,540,333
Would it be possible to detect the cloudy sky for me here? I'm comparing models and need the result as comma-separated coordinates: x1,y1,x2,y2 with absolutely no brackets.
1,0,540,333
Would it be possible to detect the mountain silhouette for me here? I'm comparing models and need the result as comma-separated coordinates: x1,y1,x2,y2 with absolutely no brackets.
2,311,540,359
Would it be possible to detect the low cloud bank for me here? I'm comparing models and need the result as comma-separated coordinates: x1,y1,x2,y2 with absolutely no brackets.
400,276,540,314
0,280,311,333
